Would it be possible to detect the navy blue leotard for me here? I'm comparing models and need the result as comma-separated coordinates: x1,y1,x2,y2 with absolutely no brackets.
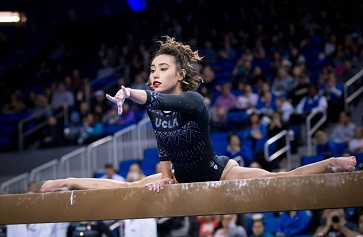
144,90,229,183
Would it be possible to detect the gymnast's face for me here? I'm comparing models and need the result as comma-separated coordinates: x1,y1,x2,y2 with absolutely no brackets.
149,54,184,95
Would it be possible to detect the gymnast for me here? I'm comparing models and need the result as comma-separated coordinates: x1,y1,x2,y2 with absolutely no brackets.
40,36,357,193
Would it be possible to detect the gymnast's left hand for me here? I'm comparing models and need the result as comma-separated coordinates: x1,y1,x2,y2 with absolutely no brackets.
145,177,175,193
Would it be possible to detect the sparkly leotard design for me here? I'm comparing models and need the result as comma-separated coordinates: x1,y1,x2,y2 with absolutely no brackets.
145,90,229,183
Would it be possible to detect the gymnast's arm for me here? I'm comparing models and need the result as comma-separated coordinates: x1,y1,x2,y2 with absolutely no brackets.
109,87,205,112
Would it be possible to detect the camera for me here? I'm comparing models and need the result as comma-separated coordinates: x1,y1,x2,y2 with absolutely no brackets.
332,215,340,223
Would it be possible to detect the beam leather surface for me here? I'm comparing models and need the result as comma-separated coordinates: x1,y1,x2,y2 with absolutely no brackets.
1,171,363,224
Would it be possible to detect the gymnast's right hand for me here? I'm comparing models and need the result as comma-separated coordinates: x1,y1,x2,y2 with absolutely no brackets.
105,85,130,115
40,179,69,192
145,177,175,193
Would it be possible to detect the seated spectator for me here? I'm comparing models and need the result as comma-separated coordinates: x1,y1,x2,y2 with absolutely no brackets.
126,163,145,182
41,116,64,148
130,71,149,91
99,163,125,181
331,111,356,145
313,209,360,237
292,85,327,128
318,73,344,123
225,133,254,167
314,130,340,159
211,82,237,131
275,96,293,124
243,112,268,151
119,102,137,125
96,58,114,78
77,113,104,144
276,210,312,237
64,111,82,146
249,219,274,237
102,108,121,125
197,215,220,237
214,214,247,237
288,68,310,107
1,91,26,114
254,91,276,123
51,81,75,111
91,90,110,114
67,221,117,237
271,66,294,98
235,84,258,110
348,126,363,155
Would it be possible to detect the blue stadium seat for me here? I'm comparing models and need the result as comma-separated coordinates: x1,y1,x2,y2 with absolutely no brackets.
141,156,159,176
356,152,363,170
0,135,11,148
263,216,281,234
210,132,229,143
118,159,139,178
333,142,347,156
301,155,325,166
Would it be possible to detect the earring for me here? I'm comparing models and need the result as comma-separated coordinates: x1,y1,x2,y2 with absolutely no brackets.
182,80,190,85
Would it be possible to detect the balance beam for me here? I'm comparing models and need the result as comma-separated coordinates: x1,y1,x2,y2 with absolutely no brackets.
1,171,363,225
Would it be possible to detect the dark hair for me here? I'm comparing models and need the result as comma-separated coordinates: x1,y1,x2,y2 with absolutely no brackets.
104,163,114,169
148,35,204,91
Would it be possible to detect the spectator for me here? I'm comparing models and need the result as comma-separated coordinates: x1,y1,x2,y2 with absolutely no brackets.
67,221,117,237
214,214,247,237
1,91,26,114
124,218,158,237
130,71,149,91
276,210,312,237
91,90,110,114
102,108,121,125
318,73,344,123
249,219,274,237
331,111,356,144
126,163,145,182
99,163,125,181
212,82,237,130
314,130,340,159
235,84,258,110
288,71,310,107
51,82,75,111
271,66,294,98
313,209,360,237
77,113,104,144
225,133,254,167
348,126,363,155
254,91,276,122
41,116,64,148
64,111,82,146
294,85,328,127
119,102,137,125
96,58,114,78
275,96,293,124
197,215,220,237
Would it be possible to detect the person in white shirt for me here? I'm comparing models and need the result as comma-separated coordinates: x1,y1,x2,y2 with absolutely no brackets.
123,218,157,237
349,126,363,155
99,163,125,181
6,223,57,237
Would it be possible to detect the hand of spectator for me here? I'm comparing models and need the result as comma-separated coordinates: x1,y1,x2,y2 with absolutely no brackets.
145,177,175,193
105,86,130,115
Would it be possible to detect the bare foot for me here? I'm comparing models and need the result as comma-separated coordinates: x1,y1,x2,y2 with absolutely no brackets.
324,156,357,173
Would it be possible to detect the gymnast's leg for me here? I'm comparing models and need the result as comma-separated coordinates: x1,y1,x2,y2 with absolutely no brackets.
40,173,166,192
223,156,357,181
